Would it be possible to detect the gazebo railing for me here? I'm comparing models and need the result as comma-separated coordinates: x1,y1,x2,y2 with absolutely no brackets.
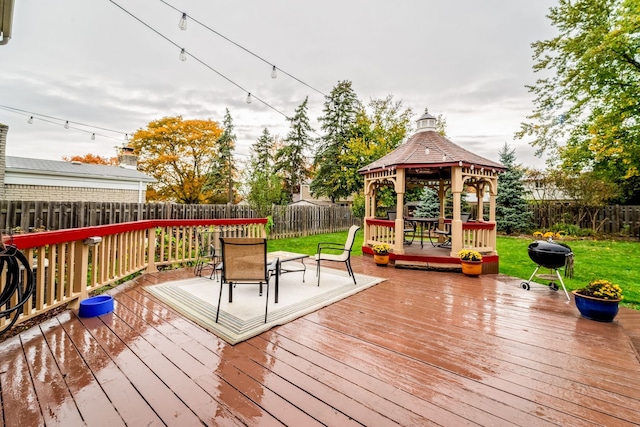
365,218,495,253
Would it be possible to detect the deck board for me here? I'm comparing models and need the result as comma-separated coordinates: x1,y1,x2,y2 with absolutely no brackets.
1,257,639,426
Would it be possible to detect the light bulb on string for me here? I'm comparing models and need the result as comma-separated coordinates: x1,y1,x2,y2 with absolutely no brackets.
124,133,129,141
178,12,187,30
28,116,33,124
271,65,277,79
179,48,187,62
246,93,252,104
91,133,96,140
64,121,69,129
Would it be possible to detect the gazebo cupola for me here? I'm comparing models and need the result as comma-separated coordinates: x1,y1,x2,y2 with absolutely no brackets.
416,108,437,132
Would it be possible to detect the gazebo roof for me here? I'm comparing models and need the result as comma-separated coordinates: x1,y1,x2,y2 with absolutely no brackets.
358,129,505,175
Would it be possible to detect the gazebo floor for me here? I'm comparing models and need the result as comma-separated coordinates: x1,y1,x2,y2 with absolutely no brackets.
1,257,639,426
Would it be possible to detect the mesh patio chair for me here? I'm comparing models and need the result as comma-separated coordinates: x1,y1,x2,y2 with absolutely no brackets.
216,238,279,324
315,225,360,286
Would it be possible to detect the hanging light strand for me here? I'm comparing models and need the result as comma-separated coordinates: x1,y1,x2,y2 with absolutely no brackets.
106,0,289,119
0,105,131,142
157,0,326,96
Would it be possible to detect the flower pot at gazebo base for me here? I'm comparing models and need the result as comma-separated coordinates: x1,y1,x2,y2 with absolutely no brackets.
572,290,620,322
460,261,482,277
373,254,389,266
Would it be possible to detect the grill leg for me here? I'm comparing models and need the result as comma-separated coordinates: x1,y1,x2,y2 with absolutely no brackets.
553,269,571,301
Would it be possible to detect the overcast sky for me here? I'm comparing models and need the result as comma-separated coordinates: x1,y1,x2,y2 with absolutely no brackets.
0,0,557,168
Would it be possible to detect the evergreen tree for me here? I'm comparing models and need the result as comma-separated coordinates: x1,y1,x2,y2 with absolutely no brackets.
414,187,440,218
207,108,237,203
311,80,361,202
246,128,287,217
274,97,314,201
496,143,533,234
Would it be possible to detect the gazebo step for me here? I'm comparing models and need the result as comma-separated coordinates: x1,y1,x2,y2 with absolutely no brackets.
394,260,460,271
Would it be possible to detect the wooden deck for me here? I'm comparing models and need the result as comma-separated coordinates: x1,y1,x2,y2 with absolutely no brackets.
1,257,639,426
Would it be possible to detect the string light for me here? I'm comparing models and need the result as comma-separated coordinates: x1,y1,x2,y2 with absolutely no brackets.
156,0,327,96
271,65,277,79
246,93,252,104
1,105,135,144
178,12,187,30
107,0,289,119
179,48,187,61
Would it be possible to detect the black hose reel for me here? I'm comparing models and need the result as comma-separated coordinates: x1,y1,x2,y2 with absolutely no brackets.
0,241,35,336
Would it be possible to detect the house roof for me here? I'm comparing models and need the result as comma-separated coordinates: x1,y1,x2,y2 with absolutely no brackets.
358,130,505,174
6,156,155,182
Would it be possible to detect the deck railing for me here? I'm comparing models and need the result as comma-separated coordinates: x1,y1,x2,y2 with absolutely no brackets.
1,218,267,330
365,218,495,252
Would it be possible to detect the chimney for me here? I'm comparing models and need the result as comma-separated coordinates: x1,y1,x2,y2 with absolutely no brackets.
118,146,138,169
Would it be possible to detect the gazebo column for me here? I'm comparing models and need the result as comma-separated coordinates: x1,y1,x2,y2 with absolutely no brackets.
449,166,463,256
477,183,485,221
488,177,498,253
393,168,406,255
364,178,379,246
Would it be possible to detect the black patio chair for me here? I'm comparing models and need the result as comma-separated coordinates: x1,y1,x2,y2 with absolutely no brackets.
434,213,470,247
194,229,221,280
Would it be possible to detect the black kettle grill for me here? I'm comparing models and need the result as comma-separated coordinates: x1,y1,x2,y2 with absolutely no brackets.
520,240,574,300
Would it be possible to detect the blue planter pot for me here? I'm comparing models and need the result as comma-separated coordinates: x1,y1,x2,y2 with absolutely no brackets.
572,291,620,322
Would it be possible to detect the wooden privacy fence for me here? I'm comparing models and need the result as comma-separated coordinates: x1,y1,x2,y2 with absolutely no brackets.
0,201,358,239
530,204,640,236
270,205,356,238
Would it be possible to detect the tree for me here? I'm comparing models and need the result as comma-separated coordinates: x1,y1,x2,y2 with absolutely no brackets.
496,143,533,234
207,108,238,204
274,97,314,201
550,169,619,232
62,153,118,165
311,81,361,202
312,85,413,202
517,0,640,202
245,128,287,216
129,116,223,203
414,187,440,218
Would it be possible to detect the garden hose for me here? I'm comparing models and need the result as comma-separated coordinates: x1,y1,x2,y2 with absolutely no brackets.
0,243,35,336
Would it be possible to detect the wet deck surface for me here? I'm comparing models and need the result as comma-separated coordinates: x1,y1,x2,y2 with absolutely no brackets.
1,257,639,426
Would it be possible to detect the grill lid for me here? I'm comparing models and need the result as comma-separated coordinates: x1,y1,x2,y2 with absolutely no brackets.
527,240,573,269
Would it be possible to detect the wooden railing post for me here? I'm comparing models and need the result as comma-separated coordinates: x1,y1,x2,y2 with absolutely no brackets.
69,240,89,309
146,227,158,273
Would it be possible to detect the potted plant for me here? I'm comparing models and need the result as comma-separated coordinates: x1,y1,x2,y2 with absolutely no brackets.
458,249,482,276
572,279,623,322
372,243,391,266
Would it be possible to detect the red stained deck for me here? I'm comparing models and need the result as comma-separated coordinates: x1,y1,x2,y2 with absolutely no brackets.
1,258,639,426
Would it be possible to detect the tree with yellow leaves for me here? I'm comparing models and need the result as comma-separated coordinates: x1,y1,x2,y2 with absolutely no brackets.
129,116,224,203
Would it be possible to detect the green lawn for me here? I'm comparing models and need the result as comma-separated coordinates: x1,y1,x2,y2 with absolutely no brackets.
268,232,639,309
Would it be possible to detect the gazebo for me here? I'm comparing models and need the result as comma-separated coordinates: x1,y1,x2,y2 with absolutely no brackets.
358,109,506,273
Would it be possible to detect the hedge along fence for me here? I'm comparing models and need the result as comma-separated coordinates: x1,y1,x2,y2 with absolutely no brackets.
0,200,358,239
529,203,640,236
